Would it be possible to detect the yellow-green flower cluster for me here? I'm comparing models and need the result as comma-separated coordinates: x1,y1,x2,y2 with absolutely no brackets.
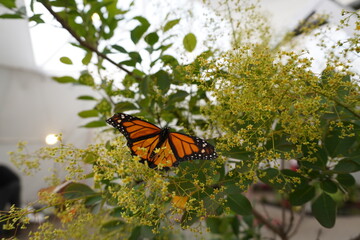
9,138,89,183
197,43,358,166
28,205,125,240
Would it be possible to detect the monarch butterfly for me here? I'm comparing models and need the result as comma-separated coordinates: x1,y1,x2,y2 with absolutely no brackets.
106,113,217,168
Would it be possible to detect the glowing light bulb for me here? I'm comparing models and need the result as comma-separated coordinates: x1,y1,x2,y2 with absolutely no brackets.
45,134,58,145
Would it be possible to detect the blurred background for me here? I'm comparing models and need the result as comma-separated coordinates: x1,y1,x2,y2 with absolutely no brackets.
0,0,359,239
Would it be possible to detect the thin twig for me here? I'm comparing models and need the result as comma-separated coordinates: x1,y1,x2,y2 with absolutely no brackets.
289,206,306,238
280,160,287,236
331,97,360,119
40,0,138,79
252,208,288,240
261,201,272,221
316,229,322,240
285,206,295,235
349,233,360,240
225,0,238,47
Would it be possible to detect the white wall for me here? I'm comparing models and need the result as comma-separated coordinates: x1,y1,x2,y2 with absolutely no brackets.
0,67,97,204
0,6,96,204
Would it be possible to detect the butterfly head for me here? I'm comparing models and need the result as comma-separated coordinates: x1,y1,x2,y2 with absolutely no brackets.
161,127,170,137
106,113,128,126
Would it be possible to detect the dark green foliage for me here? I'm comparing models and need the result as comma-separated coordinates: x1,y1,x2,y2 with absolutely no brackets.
289,184,316,206
311,193,336,228
225,190,252,215
63,182,97,199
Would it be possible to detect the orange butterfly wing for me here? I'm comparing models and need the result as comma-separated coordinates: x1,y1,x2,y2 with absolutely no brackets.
106,113,162,164
167,132,217,165
151,139,177,168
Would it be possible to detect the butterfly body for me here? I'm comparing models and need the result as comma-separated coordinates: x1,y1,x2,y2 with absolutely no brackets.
106,113,217,168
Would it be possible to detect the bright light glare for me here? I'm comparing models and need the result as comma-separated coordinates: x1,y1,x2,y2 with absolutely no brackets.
45,134,58,145
91,13,100,22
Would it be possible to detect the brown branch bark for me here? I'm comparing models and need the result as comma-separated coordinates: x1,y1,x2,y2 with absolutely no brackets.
285,206,295,235
39,0,137,78
252,208,288,240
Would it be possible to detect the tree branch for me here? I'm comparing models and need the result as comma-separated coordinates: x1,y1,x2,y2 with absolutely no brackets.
289,207,306,238
252,208,288,240
40,0,138,78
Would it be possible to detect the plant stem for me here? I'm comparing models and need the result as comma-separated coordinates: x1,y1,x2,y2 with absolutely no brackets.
331,97,360,119
40,0,139,79
252,208,288,240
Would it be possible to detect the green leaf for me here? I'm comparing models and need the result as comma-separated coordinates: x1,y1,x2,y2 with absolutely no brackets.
137,226,154,239
60,56,73,65
79,72,95,86
281,169,307,187
336,173,355,187
78,110,99,118
110,207,126,217
206,217,222,234
129,226,141,240
52,76,76,84
120,59,136,67
82,52,92,65
337,75,351,99
29,14,44,24
101,220,124,233
325,127,357,158
311,193,336,228
77,95,97,101
301,146,328,170
320,179,338,194
139,77,149,96
230,215,240,236
164,18,180,32
112,44,127,53
131,26,149,44
161,55,179,66
258,168,278,183
114,102,138,112
181,210,200,227
129,51,142,63
82,120,107,128
0,13,22,19
334,159,360,173
144,32,159,45
208,217,233,234
30,0,35,11
157,43,173,53
221,146,254,160
133,16,150,26
84,194,102,206
51,0,76,7
223,169,253,192
289,184,316,206
0,0,16,9
63,183,95,200
168,90,188,102
130,16,150,44
128,225,154,240
226,191,252,216
154,70,171,93
183,33,197,52
168,181,196,196
82,152,98,164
